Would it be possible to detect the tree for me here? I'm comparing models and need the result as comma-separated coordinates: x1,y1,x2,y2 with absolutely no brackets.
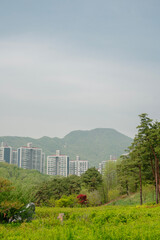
117,113,160,205
137,114,160,203
103,161,117,202
81,167,103,192
34,175,81,206
117,154,139,196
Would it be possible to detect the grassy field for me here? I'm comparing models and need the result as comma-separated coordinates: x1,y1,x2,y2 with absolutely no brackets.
1,204,160,240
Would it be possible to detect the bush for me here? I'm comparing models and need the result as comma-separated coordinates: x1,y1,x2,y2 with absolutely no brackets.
48,197,56,207
0,178,14,203
108,189,120,202
77,194,88,206
88,190,102,206
0,201,23,223
0,178,24,222
55,195,77,208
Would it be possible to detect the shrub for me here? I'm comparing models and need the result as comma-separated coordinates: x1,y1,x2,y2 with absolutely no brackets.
0,201,23,223
108,189,120,202
48,197,56,207
88,190,102,206
0,178,14,203
0,178,24,222
77,194,88,206
55,195,77,208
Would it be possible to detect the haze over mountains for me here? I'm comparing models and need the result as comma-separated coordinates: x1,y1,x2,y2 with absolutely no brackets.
0,128,132,167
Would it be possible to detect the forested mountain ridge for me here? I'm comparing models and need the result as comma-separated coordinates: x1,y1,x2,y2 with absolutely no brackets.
0,128,132,167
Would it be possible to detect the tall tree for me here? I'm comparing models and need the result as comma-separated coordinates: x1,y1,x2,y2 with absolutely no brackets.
81,167,103,192
103,161,117,202
117,113,160,205
137,114,160,203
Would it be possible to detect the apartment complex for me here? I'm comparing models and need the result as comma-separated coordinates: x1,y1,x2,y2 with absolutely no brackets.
69,156,89,176
17,143,45,173
47,150,69,177
0,141,90,177
11,150,18,165
0,142,12,163
41,153,45,174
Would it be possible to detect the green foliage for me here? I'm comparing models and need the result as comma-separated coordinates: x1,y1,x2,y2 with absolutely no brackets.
88,190,102,206
1,205,160,239
0,162,51,204
55,195,77,208
34,175,81,206
109,185,156,206
104,161,117,189
142,185,155,203
103,161,119,202
117,155,139,195
117,113,160,204
0,201,23,222
81,167,103,192
0,177,13,203
0,178,24,222
108,189,120,202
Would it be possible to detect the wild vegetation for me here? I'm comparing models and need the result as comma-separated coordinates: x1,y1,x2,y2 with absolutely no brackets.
1,113,160,239
117,113,160,205
1,113,160,212
1,205,160,239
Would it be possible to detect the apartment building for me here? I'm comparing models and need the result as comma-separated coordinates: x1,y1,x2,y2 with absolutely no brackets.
69,155,89,176
0,142,12,163
17,142,44,172
47,150,69,177
11,150,18,165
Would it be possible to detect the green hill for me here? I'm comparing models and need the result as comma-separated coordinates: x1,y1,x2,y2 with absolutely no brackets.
0,128,132,167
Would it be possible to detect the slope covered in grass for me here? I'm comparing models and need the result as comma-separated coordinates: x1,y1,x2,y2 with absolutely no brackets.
1,205,160,239
108,185,156,206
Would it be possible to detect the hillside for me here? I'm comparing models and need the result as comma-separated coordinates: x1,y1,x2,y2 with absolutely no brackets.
0,128,132,167
0,162,51,203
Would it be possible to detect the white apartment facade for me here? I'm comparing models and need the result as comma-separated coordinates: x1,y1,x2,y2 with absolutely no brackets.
69,156,89,176
47,150,69,177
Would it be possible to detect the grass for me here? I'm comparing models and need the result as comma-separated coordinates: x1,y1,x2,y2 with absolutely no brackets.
1,204,160,239
109,186,156,206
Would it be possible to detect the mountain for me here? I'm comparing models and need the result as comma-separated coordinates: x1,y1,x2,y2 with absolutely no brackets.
0,128,132,167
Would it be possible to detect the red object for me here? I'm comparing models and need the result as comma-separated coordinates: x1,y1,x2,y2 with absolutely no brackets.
77,194,88,205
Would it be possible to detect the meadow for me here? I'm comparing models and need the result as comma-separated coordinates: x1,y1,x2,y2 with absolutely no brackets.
1,204,160,240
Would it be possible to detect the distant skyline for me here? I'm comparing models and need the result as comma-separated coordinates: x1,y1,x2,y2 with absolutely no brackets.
0,0,160,139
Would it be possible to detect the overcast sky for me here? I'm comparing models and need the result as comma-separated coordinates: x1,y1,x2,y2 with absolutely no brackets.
0,0,160,139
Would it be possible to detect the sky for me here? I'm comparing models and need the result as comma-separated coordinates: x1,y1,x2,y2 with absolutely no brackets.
0,0,160,139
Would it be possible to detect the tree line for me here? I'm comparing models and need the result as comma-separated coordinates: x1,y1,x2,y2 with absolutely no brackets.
117,113,160,205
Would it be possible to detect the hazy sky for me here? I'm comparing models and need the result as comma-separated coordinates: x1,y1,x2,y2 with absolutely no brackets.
0,0,160,138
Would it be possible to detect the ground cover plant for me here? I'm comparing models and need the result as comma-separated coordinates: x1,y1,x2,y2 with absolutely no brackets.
1,205,160,239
